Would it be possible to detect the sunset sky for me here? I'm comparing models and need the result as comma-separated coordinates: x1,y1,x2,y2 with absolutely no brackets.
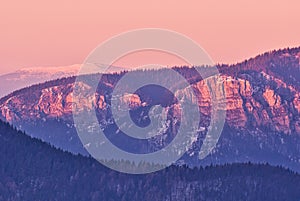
0,0,299,75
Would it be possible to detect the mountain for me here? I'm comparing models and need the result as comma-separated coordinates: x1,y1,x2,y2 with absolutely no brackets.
0,64,79,98
0,64,126,98
0,47,300,171
1,119,300,201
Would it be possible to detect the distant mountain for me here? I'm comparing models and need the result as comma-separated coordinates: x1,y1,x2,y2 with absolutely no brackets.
0,47,300,171
1,119,300,201
0,64,126,98
0,64,79,98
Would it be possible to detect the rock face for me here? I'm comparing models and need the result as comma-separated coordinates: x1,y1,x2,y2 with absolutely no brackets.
1,73,299,134
0,47,300,171
1,83,74,121
175,72,300,135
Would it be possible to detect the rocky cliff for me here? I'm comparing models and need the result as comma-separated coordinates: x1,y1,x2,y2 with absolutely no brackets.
0,47,300,171
1,72,299,134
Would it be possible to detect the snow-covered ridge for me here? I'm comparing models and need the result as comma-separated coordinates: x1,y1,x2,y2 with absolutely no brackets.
15,64,80,74
0,64,127,98
9,63,126,79
8,64,80,81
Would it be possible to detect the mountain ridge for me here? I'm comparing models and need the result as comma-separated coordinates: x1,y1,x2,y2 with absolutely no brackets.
0,46,300,172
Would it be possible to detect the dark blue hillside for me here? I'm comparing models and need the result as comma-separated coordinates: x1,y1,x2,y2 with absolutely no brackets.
1,120,300,201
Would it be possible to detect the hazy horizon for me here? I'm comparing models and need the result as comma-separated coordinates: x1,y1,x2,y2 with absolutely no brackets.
1,0,299,75
1,45,299,76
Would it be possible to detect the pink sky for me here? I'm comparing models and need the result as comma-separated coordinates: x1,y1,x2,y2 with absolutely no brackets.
0,0,299,75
